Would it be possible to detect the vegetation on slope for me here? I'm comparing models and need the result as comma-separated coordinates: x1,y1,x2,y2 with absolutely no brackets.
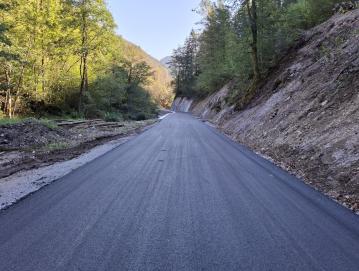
170,0,357,108
0,0,173,121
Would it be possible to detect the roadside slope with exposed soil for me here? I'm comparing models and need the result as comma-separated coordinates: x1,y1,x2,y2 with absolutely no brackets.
173,10,359,212
0,118,157,179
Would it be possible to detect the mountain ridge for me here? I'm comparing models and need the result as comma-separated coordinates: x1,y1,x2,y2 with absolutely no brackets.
160,56,172,69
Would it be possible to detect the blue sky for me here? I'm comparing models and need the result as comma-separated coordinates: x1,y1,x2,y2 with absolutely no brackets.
106,0,201,60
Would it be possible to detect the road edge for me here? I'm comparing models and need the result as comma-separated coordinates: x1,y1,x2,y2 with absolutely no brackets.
199,117,359,216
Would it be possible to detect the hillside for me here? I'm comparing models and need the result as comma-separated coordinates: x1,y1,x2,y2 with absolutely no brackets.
0,1,173,120
122,41,173,108
172,10,359,212
160,56,172,69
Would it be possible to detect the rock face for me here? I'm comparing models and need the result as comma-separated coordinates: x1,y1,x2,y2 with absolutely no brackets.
175,10,359,211
171,97,193,112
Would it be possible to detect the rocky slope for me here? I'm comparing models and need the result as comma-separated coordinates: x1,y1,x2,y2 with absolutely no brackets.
173,10,359,212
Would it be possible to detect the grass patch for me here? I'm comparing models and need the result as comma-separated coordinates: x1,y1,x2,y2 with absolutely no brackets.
0,118,24,126
0,117,58,129
37,119,58,129
44,142,70,151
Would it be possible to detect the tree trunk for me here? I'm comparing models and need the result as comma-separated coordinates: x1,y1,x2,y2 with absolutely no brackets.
3,63,25,118
125,65,133,115
4,67,11,116
10,60,27,117
40,0,45,96
79,0,88,113
40,0,45,95
8,97,13,118
41,55,45,95
246,0,260,85
79,52,88,112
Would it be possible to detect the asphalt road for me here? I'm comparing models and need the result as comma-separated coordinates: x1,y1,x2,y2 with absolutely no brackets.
1,113,359,271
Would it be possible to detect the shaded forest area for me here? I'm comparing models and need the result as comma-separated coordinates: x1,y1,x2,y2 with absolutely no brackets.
170,0,358,108
0,0,173,121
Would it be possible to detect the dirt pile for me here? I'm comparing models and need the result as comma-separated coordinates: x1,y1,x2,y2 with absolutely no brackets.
174,10,359,212
0,120,68,150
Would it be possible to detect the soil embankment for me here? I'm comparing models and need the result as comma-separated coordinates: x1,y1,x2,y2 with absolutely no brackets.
173,10,359,212
0,119,156,179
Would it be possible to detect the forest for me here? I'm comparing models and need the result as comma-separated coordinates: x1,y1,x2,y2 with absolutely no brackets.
170,0,356,108
0,0,173,121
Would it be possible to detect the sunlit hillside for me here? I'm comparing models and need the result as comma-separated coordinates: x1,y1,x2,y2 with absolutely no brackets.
0,0,173,120
121,40,174,109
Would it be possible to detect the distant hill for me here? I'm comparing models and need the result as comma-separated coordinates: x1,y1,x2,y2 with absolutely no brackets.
160,56,172,69
121,40,174,108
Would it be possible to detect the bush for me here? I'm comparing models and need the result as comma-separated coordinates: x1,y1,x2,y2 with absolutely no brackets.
67,111,84,120
104,112,123,122
38,119,58,130
134,112,147,121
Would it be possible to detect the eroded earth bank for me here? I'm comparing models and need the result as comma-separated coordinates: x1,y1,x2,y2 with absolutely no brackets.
173,10,359,213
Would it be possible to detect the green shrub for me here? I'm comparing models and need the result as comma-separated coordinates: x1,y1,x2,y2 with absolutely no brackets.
135,112,147,121
45,142,70,151
67,111,84,120
104,112,123,122
0,117,23,126
38,119,58,129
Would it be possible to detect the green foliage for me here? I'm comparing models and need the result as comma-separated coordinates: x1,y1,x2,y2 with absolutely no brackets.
0,117,23,126
104,112,123,122
45,142,70,151
0,117,57,128
37,119,58,129
171,31,200,97
0,0,173,120
125,85,158,121
171,0,345,108
196,6,239,93
0,3,10,46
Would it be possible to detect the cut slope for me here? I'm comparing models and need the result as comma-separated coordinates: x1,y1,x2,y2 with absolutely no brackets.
174,10,359,211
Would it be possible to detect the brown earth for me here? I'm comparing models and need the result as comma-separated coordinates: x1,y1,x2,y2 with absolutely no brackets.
0,119,157,179
173,10,359,213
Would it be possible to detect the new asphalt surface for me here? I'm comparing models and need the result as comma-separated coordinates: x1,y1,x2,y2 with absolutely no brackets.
0,113,359,271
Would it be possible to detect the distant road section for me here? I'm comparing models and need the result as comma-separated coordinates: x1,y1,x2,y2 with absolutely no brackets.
0,113,359,271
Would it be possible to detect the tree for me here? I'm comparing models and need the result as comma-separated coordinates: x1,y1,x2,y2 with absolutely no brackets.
196,3,238,93
171,0,346,109
0,1,19,117
1,0,170,119
122,60,153,86
245,0,260,85
171,30,199,97
0,3,10,48
228,0,260,86
67,0,115,112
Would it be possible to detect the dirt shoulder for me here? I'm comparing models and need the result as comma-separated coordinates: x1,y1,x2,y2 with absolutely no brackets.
0,118,157,179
